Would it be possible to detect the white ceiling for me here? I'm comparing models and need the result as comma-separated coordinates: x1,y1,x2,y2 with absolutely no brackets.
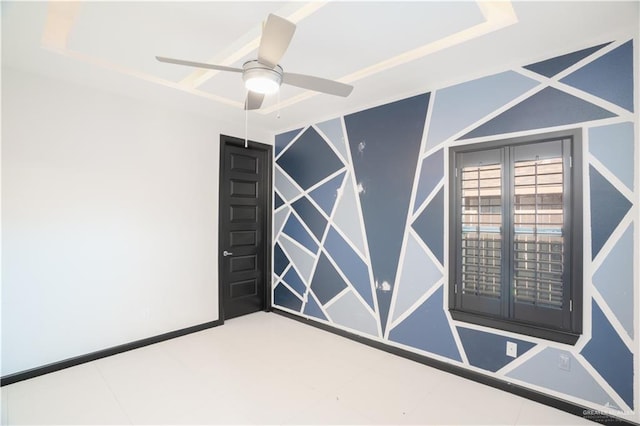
2,1,638,134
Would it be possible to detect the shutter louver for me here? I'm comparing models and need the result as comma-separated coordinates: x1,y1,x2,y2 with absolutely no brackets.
512,156,565,309
461,163,502,299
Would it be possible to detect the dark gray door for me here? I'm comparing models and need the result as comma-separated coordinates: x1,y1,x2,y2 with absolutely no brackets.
219,135,272,320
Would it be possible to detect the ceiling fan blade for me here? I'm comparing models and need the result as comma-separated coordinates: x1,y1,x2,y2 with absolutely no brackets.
245,91,265,110
257,14,296,68
155,56,242,73
282,73,354,97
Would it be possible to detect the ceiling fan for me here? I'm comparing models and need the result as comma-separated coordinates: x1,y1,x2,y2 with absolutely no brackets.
156,13,354,110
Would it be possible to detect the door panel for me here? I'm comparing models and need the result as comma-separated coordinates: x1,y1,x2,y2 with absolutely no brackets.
230,255,257,272
230,205,258,222
219,137,272,320
230,231,257,246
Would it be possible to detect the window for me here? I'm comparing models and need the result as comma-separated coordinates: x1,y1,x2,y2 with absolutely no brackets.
449,130,582,344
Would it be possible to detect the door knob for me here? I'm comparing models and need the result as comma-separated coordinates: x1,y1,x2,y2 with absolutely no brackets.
223,250,233,257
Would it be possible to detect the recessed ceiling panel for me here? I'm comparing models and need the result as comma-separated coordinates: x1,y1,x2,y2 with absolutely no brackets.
278,1,485,80
67,2,288,82
5,0,638,133
199,69,247,101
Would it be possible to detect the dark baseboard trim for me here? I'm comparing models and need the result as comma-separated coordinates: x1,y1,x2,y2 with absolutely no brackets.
272,308,637,426
1,319,223,387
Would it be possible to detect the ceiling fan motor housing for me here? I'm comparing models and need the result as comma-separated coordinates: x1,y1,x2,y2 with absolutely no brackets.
156,13,353,107
242,60,283,94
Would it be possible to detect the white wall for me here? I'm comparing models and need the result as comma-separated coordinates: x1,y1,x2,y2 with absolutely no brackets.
1,68,271,376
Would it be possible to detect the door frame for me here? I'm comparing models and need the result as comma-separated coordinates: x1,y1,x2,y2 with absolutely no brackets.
218,134,273,323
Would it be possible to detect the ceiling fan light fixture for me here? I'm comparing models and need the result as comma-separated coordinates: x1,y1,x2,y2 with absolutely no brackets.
243,61,283,94
156,14,354,110
244,74,280,94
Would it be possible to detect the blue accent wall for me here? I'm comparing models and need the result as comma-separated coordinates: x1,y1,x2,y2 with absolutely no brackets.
282,213,318,253
589,166,632,259
524,42,611,78
277,126,344,190
310,252,348,305
274,243,288,277
561,40,635,112
581,301,634,408
411,187,445,265
309,171,345,216
273,39,637,419
414,148,444,213
291,197,328,241
344,94,429,333
460,87,616,139
324,227,375,309
457,327,536,372
388,285,462,361
275,127,302,156
274,283,303,312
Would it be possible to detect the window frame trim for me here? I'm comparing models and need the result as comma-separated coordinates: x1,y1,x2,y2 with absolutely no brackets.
448,129,583,345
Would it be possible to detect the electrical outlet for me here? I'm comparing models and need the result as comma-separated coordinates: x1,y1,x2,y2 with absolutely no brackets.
506,341,517,358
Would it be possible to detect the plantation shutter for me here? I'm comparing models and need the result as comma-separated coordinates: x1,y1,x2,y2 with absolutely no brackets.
455,149,504,316
450,131,581,342
510,139,572,329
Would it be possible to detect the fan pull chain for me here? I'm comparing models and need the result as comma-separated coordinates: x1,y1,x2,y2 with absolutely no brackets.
244,102,249,149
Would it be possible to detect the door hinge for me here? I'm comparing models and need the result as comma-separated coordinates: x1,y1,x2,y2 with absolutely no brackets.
455,168,458,178
454,284,458,294
569,299,573,312
569,156,573,168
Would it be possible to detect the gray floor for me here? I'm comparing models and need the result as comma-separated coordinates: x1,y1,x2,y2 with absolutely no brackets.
1,312,596,425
